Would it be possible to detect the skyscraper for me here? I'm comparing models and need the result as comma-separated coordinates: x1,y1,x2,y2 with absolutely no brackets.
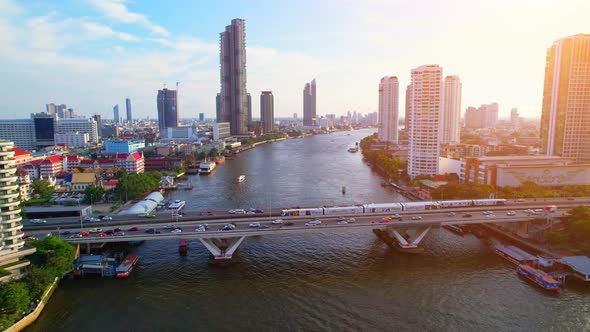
510,108,519,127
378,76,399,144
303,79,316,126
126,98,132,122
541,34,590,163
157,88,179,133
441,75,462,144
199,113,205,122
260,91,274,134
408,65,443,179
113,104,120,123
219,18,249,135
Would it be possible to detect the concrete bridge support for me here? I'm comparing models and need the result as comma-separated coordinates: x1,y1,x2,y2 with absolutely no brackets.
199,237,246,260
516,221,529,238
386,226,431,253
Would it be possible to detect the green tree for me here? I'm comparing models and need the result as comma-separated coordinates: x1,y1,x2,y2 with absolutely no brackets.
208,147,219,158
83,185,104,204
25,266,54,299
31,179,54,199
0,282,31,314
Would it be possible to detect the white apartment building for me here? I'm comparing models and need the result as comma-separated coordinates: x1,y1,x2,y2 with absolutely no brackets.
56,118,98,144
378,76,399,144
408,64,443,178
0,120,36,150
441,75,461,144
55,132,89,148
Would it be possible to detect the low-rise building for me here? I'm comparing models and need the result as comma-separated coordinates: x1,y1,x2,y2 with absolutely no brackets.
54,132,89,148
105,139,145,153
39,155,63,178
69,173,98,192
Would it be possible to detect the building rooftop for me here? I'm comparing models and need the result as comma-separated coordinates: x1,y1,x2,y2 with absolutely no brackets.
71,172,96,184
472,155,574,162
559,256,590,277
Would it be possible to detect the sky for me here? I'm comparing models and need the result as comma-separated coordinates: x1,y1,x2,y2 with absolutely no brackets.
0,0,588,121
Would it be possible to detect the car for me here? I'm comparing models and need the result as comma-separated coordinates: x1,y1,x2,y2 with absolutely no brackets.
114,232,125,236
259,225,270,229
506,211,516,216
255,209,264,213
104,230,114,235
60,230,72,236
391,214,402,219
128,227,140,232
533,209,544,213
347,218,356,223
101,216,113,221
98,215,105,219
486,214,496,218
196,223,209,230
447,212,456,217
195,226,206,232
172,213,183,217
336,216,347,222
271,219,283,224
284,221,294,226
114,227,123,232
171,228,182,233
95,232,108,237
83,216,93,221
248,208,256,212
146,214,156,218
249,222,261,228
234,209,246,214
411,216,422,220
164,224,177,229
30,219,47,224
382,216,393,221
379,219,391,224
246,211,256,214
69,233,83,238
80,231,90,236
207,211,214,216
308,219,321,225
482,211,493,215
524,209,533,214
462,214,472,218
516,198,526,202
228,209,236,214
145,228,161,234
88,228,102,233
336,220,348,225
304,222,319,227
221,225,234,231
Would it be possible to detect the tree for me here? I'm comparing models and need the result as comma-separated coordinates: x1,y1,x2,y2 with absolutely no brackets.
0,282,31,314
25,266,54,299
31,179,54,199
83,185,104,204
114,169,127,179
197,151,206,160
208,147,219,158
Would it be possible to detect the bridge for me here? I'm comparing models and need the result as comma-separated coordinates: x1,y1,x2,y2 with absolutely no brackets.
25,198,589,260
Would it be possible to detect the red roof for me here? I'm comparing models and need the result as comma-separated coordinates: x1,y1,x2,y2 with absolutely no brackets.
107,179,119,186
79,160,95,165
66,155,82,161
41,155,62,164
129,152,142,160
12,147,31,157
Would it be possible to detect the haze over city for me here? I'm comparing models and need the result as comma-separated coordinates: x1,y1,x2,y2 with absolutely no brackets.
1,0,589,119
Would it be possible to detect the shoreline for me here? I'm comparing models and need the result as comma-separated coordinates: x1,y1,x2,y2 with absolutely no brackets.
6,277,60,332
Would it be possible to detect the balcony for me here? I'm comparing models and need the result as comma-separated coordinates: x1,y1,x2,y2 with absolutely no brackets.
2,223,23,232
0,176,18,183
1,231,24,241
0,192,19,200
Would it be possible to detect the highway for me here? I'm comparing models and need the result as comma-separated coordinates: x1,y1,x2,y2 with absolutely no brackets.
23,199,589,244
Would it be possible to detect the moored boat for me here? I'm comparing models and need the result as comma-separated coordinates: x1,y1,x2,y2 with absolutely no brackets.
115,254,139,278
347,146,359,153
495,245,537,266
199,161,217,174
517,264,561,290
168,199,186,210
234,175,246,183
443,224,464,235
215,156,226,165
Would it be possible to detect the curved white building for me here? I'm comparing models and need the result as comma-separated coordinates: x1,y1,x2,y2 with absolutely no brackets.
0,141,35,282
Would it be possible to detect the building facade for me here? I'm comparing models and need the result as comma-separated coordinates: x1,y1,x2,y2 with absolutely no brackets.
408,65,443,178
105,139,145,153
55,132,89,148
303,79,317,126
378,76,399,144
126,98,132,122
113,104,120,123
260,91,274,134
442,75,462,144
0,141,35,282
219,18,249,135
541,34,590,163
213,122,231,140
56,118,98,144
157,88,179,134
0,120,36,150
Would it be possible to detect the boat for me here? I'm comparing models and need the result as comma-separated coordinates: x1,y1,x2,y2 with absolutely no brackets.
215,156,226,165
495,245,537,266
347,146,359,153
199,161,217,175
443,224,464,235
168,200,186,211
234,175,246,183
517,264,561,290
115,254,139,278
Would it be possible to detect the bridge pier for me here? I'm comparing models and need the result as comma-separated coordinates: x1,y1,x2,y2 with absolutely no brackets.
374,226,431,253
199,237,246,260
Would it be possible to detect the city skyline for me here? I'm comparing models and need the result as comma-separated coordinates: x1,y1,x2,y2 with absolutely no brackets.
1,1,589,120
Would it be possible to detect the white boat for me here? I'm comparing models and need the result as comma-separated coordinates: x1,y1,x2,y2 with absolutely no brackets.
168,200,186,210
347,146,359,153
234,175,246,183
199,161,217,174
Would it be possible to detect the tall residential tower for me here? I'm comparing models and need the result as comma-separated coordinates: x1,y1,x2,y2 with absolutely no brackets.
378,76,399,144
541,34,590,163
441,75,462,144
126,98,132,122
303,79,316,126
219,18,249,135
408,65,443,178
260,91,274,134
157,88,179,134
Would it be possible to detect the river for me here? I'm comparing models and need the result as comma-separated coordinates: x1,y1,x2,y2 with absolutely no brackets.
26,129,590,331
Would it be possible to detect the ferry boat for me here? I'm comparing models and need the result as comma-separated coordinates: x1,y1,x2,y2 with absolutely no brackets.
347,146,359,153
168,200,186,210
443,224,464,235
234,175,246,183
517,264,561,291
495,245,537,266
115,254,139,278
199,161,217,174
215,156,226,165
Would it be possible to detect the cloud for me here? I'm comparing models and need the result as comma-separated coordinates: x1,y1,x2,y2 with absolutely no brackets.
88,0,170,37
82,22,141,42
